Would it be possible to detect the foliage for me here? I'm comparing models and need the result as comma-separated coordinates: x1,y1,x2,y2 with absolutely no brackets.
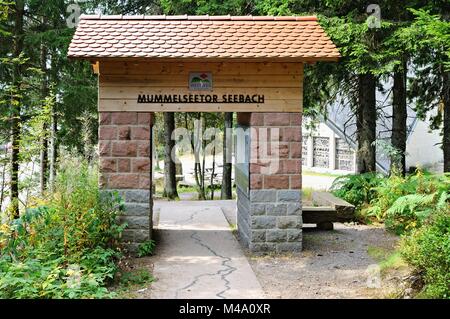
334,170,449,298
333,171,450,227
330,172,384,208
119,268,153,287
385,191,449,234
400,210,450,299
0,159,126,298
137,240,156,258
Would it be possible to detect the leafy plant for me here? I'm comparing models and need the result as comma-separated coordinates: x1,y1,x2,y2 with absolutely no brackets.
119,269,153,287
0,158,126,298
137,240,156,258
330,172,384,209
400,210,450,299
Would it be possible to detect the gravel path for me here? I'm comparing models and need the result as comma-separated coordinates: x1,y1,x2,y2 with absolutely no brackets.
247,223,400,299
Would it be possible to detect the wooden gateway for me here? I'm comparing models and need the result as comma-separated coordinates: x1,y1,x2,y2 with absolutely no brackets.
68,14,340,253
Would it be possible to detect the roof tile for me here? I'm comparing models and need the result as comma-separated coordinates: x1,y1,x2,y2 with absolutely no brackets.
68,15,340,61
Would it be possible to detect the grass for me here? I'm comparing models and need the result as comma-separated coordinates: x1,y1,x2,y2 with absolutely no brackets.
302,187,314,201
303,169,343,178
229,223,237,235
367,246,408,274
114,268,154,298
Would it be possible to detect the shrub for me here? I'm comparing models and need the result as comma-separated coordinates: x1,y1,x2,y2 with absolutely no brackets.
330,172,384,208
400,210,450,299
137,240,156,257
0,159,126,298
385,192,449,234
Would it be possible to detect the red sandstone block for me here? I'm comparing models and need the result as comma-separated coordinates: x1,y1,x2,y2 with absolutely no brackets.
137,113,153,125
278,143,289,158
100,158,116,173
132,158,151,173
112,141,137,157
108,174,140,189
118,126,131,140
118,159,130,172
111,112,137,125
99,126,117,140
264,175,289,189
290,113,302,126
280,159,301,174
250,174,262,189
264,113,290,126
250,113,264,126
250,162,271,174
290,142,302,158
99,141,111,156
131,127,150,140
290,175,302,189
99,112,112,125
139,175,151,188
137,141,150,157
281,127,301,142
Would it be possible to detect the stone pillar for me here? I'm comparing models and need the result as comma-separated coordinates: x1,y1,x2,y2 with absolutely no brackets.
236,112,302,253
98,112,153,253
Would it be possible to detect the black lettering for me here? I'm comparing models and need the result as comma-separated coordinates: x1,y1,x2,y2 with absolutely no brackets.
233,94,238,102
173,95,178,103
258,95,264,103
137,94,145,103
213,95,218,103
194,95,199,103
222,94,227,102
205,95,212,102
245,95,251,103
154,95,163,103
183,94,188,102
200,95,205,102
189,94,193,102
163,95,172,103
239,94,244,103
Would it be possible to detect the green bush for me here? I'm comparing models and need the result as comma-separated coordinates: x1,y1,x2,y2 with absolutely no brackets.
332,171,450,225
330,172,384,208
0,160,126,298
400,210,450,299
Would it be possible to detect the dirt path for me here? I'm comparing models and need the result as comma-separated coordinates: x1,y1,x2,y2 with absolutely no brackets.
247,223,402,299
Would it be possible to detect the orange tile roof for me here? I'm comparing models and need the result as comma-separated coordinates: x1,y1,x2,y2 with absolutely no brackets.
68,15,340,61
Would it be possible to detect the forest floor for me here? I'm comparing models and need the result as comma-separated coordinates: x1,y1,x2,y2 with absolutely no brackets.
246,223,408,299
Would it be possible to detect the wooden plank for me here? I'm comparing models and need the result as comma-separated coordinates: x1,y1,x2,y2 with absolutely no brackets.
100,74,303,88
302,207,338,224
98,98,302,112
99,86,301,101
312,191,355,220
100,61,304,76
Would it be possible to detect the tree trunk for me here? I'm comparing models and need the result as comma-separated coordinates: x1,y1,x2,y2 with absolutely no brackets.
210,138,216,200
10,0,25,218
163,112,178,199
49,106,57,190
39,35,49,195
443,70,450,172
391,59,407,176
49,51,58,190
0,156,6,211
356,73,377,173
221,112,233,199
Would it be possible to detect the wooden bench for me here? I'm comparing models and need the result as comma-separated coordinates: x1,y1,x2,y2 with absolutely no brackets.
303,192,355,230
